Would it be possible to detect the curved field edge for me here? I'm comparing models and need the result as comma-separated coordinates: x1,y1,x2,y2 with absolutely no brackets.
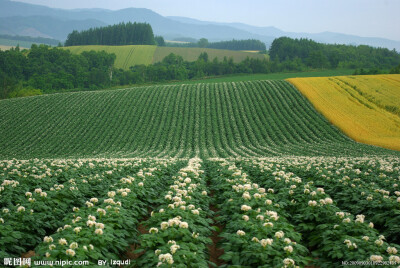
0,80,397,160
287,75,400,152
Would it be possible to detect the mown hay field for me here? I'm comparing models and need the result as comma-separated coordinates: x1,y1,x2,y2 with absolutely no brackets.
288,75,400,151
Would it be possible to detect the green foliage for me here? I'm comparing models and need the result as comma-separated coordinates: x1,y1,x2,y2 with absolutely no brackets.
197,38,209,48
1,157,400,266
116,52,270,84
155,36,166,47
269,37,400,70
8,88,42,98
209,161,311,267
238,158,400,266
390,63,400,74
353,68,385,75
0,158,184,263
65,22,156,46
0,44,116,98
167,38,266,51
207,39,266,51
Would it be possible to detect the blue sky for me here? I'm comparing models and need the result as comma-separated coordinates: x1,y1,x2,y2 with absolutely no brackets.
12,0,400,41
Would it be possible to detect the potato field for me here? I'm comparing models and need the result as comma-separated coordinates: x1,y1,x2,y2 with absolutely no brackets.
0,80,396,159
1,157,400,267
1,79,400,267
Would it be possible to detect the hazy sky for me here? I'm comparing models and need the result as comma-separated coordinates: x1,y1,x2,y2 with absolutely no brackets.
12,0,400,41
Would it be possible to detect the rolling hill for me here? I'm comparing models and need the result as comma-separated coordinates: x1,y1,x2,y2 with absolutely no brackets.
0,80,395,159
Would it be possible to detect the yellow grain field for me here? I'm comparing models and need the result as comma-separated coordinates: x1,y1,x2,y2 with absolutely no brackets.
287,74,400,151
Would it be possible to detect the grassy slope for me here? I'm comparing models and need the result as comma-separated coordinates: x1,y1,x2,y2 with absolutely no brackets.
63,45,157,69
288,74,400,151
0,80,394,159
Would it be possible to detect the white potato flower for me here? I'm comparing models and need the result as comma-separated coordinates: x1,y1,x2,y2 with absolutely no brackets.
370,255,383,262
260,238,273,247
179,222,189,229
149,227,159,234
241,205,252,211
275,231,284,239
66,249,75,256
283,258,295,266
284,245,293,253
236,230,246,236
44,236,54,243
17,206,25,212
170,244,180,254
387,247,398,255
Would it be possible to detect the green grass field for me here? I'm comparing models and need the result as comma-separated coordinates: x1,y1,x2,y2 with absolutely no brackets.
63,45,157,69
0,80,395,159
64,45,267,70
152,46,267,63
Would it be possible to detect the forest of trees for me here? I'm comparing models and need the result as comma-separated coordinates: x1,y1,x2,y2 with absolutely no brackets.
0,45,115,98
64,22,156,46
207,39,266,51
269,37,400,69
166,38,267,51
390,63,400,74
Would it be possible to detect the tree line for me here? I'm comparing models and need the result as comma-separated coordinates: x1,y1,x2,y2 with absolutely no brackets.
206,39,266,51
269,37,400,70
114,52,269,85
64,22,156,46
0,45,115,98
1,36,399,99
166,38,267,51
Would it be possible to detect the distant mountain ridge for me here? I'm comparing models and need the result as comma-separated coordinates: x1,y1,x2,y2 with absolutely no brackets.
167,16,400,51
0,0,399,51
